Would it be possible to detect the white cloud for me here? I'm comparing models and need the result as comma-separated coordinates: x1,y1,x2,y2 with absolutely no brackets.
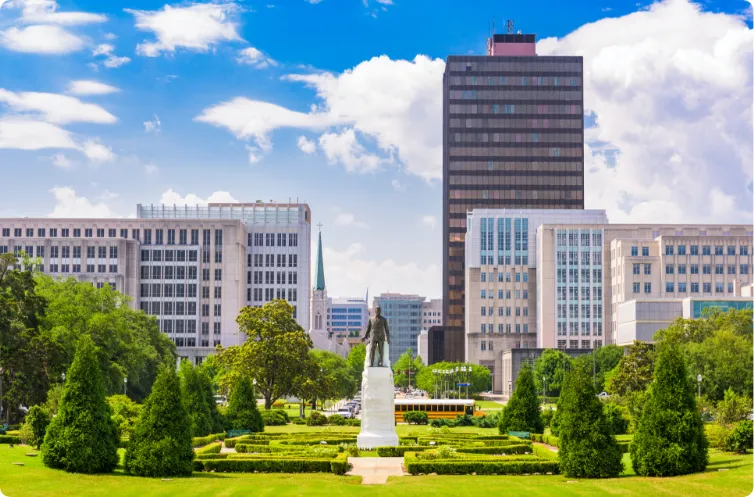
334,212,367,228
420,215,437,229
48,187,117,218
82,139,115,163
0,88,117,124
297,135,316,154
538,0,753,224
158,189,239,206
103,55,130,68
144,164,159,174
8,0,106,25
318,128,384,173
126,2,242,57
391,179,405,191
0,117,79,150
144,115,161,133
323,243,440,299
51,153,74,169
0,25,84,53
237,46,277,68
91,43,131,68
245,144,263,164
196,55,444,178
67,80,119,96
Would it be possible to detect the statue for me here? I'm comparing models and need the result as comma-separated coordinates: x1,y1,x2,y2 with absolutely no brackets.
362,306,390,367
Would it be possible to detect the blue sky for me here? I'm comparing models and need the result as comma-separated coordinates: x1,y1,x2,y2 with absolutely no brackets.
0,0,751,299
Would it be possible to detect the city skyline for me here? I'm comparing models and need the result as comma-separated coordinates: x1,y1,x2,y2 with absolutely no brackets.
0,0,752,301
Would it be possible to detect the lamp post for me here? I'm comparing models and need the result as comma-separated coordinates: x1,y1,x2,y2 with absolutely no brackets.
62,372,66,384
697,374,702,398
0,367,4,422
508,379,512,399
432,369,438,398
542,376,546,405
123,377,127,396
455,366,460,398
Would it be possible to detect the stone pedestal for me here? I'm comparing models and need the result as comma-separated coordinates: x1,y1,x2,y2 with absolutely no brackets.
357,367,399,449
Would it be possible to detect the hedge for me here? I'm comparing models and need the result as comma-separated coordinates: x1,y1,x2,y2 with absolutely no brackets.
0,435,21,444
456,444,532,455
404,454,560,475
530,433,560,447
532,444,558,461
224,435,253,448
273,438,357,446
192,433,227,448
417,438,530,448
235,443,344,454
196,453,350,475
377,446,433,457
196,442,223,455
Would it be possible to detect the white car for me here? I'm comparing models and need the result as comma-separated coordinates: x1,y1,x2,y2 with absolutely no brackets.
597,392,609,398
336,408,353,419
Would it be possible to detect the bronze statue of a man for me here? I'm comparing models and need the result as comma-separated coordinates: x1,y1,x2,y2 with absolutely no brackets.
362,306,390,367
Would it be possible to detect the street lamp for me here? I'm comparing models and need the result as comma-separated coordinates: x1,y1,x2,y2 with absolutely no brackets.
542,376,546,405
697,374,702,398
432,369,438,399
61,372,66,383
123,377,127,396
455,366,460,398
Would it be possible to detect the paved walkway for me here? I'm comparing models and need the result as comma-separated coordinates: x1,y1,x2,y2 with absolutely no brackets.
347,457,405,484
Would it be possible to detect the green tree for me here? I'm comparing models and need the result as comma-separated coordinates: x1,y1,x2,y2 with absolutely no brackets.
346,343,366,383
392,349,424,389
217,300,312,409
107,394,142,439
498,363,543,434
198,367,225,433
726,420,753,454
124,366,194,477
533,349,571,396
607,341,654,397
179,360,213,437
593,345,624,393
227,377,263,432
630,344,708,476
42,336,119,474
715,388,752,426
25,404,50,449
602,403,629,435
557,362,623,478
311,349,358,400
415,362,490,397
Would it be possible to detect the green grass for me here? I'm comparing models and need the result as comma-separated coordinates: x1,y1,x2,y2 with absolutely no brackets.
476,400,505,411
1,445,751,496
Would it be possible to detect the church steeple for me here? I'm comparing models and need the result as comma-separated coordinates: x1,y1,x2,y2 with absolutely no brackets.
314,224,326,291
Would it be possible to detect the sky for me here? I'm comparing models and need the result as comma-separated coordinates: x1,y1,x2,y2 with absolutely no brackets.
0,0,752,300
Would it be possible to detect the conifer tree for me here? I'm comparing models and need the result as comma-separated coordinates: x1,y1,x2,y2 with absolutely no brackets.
557,362,623,478
42,336,119,473
630,344,708,476
199,368,225,433
226,377,264,432
179,360,213,437
498,363,544,434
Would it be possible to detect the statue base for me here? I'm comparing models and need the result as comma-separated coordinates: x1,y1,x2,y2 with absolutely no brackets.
357,366,399,449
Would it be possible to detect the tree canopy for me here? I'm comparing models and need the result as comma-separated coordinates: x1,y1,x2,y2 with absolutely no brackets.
533,349,571,396
414,362,491,397
606,341,655,397
392,348,424,389
498,363,543,434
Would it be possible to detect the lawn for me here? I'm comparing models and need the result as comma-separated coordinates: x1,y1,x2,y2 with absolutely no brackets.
476,400,505,411
2,444,750,497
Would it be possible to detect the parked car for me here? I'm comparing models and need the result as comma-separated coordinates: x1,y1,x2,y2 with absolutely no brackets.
597,392,609,398
336,408,353,419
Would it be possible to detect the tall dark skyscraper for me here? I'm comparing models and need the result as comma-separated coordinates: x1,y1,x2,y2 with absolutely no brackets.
441,32,585,362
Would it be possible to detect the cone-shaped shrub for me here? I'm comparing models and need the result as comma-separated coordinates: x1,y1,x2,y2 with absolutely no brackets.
199,369,225,433
499,363,543,434
630,344,708,476
124,366,194,477
226,377,263,432
42,336,119,473
179,360,213,437
557,362,623,478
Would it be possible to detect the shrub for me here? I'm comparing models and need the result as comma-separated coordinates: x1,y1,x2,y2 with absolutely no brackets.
404,454,560,476
196,442,223,455
262,410,289,426
0,435,21,444
557,362,623,478
345,418,361,427
540,407,555,428
474,412,501,428
192,433,226,448
499,363,544,434
550,408,561,436
197,453,351,474
603,403,629,435
227,377,264,433
306,411,328,426
124,366,195,477
630,344,708,476
328,414,347,426
292,417,306,425
179,361,216,438
430,418,453,428
715,389,752,426
704,423,732,450
224,435,252,448
42,336,119,474
25,405,51,449
272,400,287,409
403,411,429,425
416,446,459,460
725,420,753,454
107,395,142,440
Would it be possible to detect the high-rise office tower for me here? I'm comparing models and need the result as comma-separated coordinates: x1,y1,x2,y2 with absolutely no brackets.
441,31,585,362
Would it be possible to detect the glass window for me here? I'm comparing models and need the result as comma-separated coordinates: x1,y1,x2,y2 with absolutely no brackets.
642,246,649,256
677,245,686,256
631,246,638,256
690,245,698,255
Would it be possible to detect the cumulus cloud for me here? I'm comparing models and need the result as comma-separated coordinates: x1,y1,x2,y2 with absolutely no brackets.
126,2,242,57
334,212,367,228
67,80,119,96
82,139,115,163
537,0,753,223
196,55,444,176
144,115,161,133
421,215,437,229
322,242,441,299
391,179,405,191
91,43,131,69
48,186,117,218
0,25,84,53
158,189,239,206
9,0,106,25
318,128,384,173
297,135,316,154
0,118,78,150
51,153,74,169
237,47,277,68
0,88,117,124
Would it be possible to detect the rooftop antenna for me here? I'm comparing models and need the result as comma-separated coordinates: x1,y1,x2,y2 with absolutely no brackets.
506,19,514,34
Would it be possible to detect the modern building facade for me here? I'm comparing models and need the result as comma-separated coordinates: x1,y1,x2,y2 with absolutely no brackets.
416,329,429,365
422,298,443,328
328,297,369,340
442,31,585,362
373,293,425,365
500,347,592,397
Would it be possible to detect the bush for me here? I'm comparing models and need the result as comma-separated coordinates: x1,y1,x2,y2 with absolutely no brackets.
499,364,544,434
25,405,51,449
725,420,753,454
540,407,555,428
0,435,21,444
345,418,361,427
224,435,252,448
262,410,289,426
196,442,223,455
630,344,708,476
705,423,732,450
272,400,287,409
550,408,561,436
292,417,306,425
403,411,429,425
473,412,501,428
124,366,195,477
328,414,347,426
404,454,559,476
180,361,213,438
557,362,623,478
306,411,328,426
715,389,752,426
416,445,459,460
42,336,119,474
603,403,629,435
107,395,142,440
197,453,351,474
192,432,226,448
227,377,264,433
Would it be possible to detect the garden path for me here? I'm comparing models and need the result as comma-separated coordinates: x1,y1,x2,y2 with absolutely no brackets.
347,457,405,484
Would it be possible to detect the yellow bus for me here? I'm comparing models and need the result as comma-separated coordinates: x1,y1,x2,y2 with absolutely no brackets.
394,399,479,422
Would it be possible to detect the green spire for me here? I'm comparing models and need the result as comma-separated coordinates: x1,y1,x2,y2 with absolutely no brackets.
315,228,326,291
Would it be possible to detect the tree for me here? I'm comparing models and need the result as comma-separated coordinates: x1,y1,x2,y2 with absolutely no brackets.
593,345,624,393
179,360,213,437
24,405,50,449
557,362,623,478
630,344,708,476
498,363,543,434
602,403,629,435
217,300,312,409
107,394,142,440
607,341,654,397
198,367,225,434
124,366,194,477
42,336,119,474
346,343,366,383
392,349,424,389
726,420,753,454
533,349,571,396
715,388,752,426
415,362,491,397
311,349,358,400
226,377,263,432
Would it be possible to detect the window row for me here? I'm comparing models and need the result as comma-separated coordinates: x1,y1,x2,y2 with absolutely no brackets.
556,286,604,302
448,75,581,86
247,270,300,285
449,103,582,115
449,160,583,172
479,290,530,301
556,268,603,284
556,321,603,336
141,249,198,262
47,264,118,274
662,244,750,256
249,253,299,268
556,339,603,348
448,61,581,72
479,270,530,283
140,266,201,280
480,305,529,316
450,175,583,186
633,281,736,294
449,145,583,158
452,131,582,144
250,232,299,247
142,228,221,246
556,303,603,319
141,301,205,316
11,245,119,259
556,231,603,247
140,283,199,298
449,118,582,130
663,263,750,275
247,288,298,302
479,323,530,335
556,251,603,266
449,90,581,101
